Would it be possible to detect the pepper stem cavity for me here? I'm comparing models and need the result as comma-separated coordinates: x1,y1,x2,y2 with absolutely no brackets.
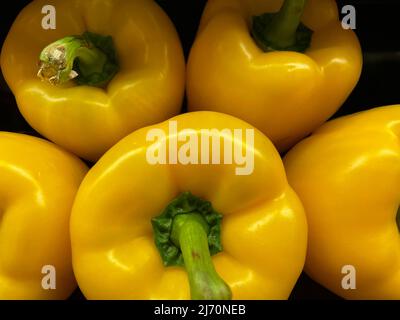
252,0,313,52
171,213,231,300
37,31,119,87
151,192,232,300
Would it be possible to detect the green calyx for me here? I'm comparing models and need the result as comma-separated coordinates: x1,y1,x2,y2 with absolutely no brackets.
251,0,313,53
152,192,223,267
38,31,119,87
397,207,400,233
152,192,231,300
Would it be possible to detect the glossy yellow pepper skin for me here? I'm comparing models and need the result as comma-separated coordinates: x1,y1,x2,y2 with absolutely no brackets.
71,111,307,300
1,0,185,161
0,132,88,299
284,105,400,299
187,0,362,152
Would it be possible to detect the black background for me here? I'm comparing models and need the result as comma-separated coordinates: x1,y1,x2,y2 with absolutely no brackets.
0,0,399,300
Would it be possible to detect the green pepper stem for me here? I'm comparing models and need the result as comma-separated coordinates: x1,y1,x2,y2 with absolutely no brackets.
37,32,118,87
396,207,400,233
264,0,307,49
171,213,232,300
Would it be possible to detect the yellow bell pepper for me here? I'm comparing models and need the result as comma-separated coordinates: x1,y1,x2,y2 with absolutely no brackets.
1,0,185,161
71,111,307,300
284,105,400,299
0,132,88,299
187,0,362,152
